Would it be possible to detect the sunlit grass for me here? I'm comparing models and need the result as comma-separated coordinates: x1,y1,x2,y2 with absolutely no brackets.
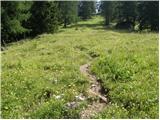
1,16,158,118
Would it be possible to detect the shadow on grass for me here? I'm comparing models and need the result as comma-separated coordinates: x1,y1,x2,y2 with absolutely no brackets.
3,19,158,51
69,17,158,34
69,21,139,34
68,20,105,30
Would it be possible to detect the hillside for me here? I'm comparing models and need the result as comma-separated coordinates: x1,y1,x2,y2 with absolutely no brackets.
1,16,158,118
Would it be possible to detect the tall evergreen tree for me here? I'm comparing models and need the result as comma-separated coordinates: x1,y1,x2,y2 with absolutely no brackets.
100,1,113,25
1,1,31,44
58,1,78,28
137,1,159,31
28,1,59,35
114,2,137,29
78,1,95,20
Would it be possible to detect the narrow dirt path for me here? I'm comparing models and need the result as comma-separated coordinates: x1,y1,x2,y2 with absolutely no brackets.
79,63,108,119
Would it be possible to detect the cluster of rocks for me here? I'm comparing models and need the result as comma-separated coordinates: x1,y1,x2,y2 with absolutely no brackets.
65,93,86,109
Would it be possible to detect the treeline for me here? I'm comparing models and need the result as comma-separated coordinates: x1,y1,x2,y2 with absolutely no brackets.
1,1,159,45
1,1,95,45
100,1,159,31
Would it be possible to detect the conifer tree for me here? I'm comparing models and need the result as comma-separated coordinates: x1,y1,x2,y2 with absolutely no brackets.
1,1,31,44
29,1,59,35
114,2,137,29
78,1,95,20
100,1,113,25
58,1,78,28
137,1,159,31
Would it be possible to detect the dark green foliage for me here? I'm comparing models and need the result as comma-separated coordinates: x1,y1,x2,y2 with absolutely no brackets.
1,1,158,45
58,1,78,28
1,1,32,44
100,1,113,25
114,2,137,29
137,1,159,31
29,1,59,35
100,1,158,31
78,1,95,20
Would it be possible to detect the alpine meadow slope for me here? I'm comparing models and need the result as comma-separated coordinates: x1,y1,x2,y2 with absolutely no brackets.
1,16,159,118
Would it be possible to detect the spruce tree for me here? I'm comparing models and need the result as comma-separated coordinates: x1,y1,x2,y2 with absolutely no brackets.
100,1,113,25
137,1,159,31
29,1,59,35
58,1,78,28
114,2,137,29
1,1,31,44
78,1,95,20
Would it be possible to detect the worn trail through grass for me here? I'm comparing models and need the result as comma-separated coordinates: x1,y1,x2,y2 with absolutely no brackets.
79,63,107,118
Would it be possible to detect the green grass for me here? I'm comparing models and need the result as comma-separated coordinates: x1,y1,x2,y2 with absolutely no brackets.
1,16,159,118
91,35,159,118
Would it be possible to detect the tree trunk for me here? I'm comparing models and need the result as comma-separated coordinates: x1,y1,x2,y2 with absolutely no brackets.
1,39,6,47
105,15,109,25
64,18,67,28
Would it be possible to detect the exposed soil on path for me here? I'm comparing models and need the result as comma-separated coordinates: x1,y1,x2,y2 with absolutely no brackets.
79,64,108,119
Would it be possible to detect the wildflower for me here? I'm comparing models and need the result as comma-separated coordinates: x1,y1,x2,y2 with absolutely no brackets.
75,93,85,101
55,95,61,99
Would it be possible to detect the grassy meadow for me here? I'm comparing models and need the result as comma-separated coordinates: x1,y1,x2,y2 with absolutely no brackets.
1,16,159,118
